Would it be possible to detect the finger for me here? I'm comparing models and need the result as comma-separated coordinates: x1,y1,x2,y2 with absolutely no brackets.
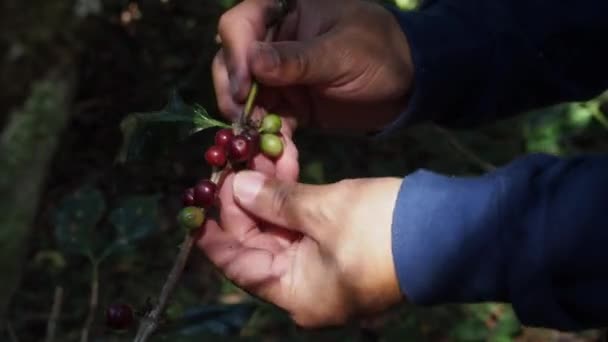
212,50,241,119
274,127,299,182
218,0,277,102
248,37,340,86
197,220,281,288
250,124,298,181
232,171,326,240
197,219,241,268
217,173,256,238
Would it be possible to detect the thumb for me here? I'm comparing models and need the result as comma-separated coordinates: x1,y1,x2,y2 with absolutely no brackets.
249,38,338,86
232,171,324,238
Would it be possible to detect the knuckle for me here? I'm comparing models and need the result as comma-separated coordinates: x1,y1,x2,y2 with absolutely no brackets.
217,12,233,33
270,182,293,218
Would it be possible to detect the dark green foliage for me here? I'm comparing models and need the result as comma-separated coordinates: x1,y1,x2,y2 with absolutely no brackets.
53,187,106,257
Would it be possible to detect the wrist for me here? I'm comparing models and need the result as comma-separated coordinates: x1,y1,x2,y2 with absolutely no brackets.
336,178,406,315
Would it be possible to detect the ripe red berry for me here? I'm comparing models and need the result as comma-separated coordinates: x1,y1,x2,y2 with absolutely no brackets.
228,135,252,163
242,130,260,156
106,303,134,330
182,188,195,206
193,180,217,208
214,129,234,148
205,145,227,167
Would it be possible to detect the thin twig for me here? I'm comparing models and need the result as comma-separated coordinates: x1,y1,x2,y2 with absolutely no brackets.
432,125,497,172
133,14,283,342
80,261,99,342
45,286,64,342
5,321,19,342
133,171,223,342
236,27,277,132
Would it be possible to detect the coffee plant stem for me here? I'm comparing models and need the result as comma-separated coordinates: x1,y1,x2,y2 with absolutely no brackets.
5,321,19,342
44,286,64,342
80,260,99,342
237,26,277,131
135,14,283,342
134,169,224,342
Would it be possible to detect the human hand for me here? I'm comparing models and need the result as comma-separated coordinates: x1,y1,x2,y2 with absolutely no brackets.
213,0,413,134
197,169,405,327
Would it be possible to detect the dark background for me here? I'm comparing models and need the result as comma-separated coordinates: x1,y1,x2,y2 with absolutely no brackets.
1,0,607,341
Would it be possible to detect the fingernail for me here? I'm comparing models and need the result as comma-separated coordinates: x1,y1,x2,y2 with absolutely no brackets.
253,42,280,72
233,171,267,206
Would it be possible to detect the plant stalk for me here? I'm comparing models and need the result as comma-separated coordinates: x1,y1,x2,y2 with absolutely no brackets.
133,14,283,342
133,170,223,342
236,27,277,132
45,286,64,342
80,261,99,342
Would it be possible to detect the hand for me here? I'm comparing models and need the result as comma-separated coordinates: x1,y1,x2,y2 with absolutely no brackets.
197,170,405,327
213,0,413,134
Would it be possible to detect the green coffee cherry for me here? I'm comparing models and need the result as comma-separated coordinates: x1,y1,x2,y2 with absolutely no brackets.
178,206,205,231
260,114,282,134
260,133,284,158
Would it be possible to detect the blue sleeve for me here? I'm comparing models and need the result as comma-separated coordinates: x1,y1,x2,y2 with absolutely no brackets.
392,154,608,330
385,0,608,129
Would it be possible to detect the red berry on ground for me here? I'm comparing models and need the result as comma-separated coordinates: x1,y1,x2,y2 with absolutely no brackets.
205,145,227,167
214,129,234,148
106,303,134,330
228,135,252,163
182,188,195,206
193,180,217,208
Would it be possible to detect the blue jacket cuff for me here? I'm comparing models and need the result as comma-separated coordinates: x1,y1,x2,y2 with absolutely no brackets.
391,170,508,305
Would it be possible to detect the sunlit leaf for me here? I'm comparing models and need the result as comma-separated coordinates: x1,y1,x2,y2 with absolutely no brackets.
53,186,105,256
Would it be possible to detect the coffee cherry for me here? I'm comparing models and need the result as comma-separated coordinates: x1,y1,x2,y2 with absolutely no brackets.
214,128,234,148
260,133,284,158
182,188,195,206
241,130,260,156
205,145,227,167
193,180,217,208
178,206,205,230
228,135,252,163
260,114,282,134
106,303,134,330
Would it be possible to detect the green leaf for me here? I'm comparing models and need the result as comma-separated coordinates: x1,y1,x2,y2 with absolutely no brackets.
192,104,230,133
101,195,160,258
116,91,228,163
53,186,105,256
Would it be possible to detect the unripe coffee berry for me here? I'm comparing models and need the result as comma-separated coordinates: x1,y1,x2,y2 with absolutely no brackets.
178,207,205,231
260,133,284,158
205,145,227,167
106,303,134,330
260,114,282,134
193,180,217,208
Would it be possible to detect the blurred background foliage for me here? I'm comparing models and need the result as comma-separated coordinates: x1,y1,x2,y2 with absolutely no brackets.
0,0,607,341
